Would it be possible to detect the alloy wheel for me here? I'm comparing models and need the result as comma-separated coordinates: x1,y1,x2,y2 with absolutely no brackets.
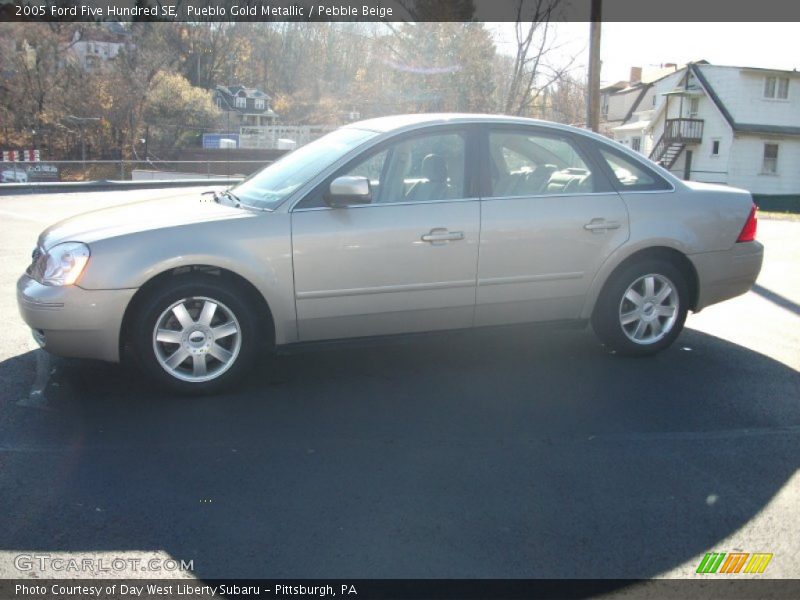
152,296,242,383
618,274,679,345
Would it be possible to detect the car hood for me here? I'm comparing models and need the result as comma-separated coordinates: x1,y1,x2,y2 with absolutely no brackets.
38,192,254,250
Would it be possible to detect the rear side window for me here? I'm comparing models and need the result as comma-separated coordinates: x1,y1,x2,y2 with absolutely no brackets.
488,130,597,197
598,148,671,191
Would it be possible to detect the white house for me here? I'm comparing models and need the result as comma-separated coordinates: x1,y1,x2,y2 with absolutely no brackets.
600,65,679,137
612,62,800,196
213,85,280,149
65,23,131,71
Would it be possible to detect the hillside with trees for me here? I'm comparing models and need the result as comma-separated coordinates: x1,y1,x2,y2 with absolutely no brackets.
0,21,586,161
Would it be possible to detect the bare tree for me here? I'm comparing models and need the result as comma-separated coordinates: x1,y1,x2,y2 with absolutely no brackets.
501,0,579,117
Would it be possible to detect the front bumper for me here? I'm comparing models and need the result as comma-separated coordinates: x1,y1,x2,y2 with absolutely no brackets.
17,275,137,363
690,241,764,311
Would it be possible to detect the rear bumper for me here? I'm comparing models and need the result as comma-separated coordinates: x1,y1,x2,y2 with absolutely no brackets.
17,275,136,363
690,241,764,311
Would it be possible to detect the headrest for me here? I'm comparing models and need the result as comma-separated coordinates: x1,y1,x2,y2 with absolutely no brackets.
421,154,448,183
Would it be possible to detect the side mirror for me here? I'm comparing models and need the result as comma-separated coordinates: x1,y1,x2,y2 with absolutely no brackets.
325,176,371,207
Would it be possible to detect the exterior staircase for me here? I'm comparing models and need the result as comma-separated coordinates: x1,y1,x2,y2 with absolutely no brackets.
649,118,704,169
650,136,686,169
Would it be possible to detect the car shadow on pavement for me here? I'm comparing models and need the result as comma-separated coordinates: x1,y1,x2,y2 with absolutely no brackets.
0,325,798,581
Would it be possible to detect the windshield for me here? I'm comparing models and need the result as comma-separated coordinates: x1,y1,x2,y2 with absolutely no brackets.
231,127,379,210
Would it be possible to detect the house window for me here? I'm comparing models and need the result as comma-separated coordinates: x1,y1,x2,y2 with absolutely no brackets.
762,143,779,174
711,140,720,156
777,77,789,99
764,76,789,99
254,98,265,110
652,95,657,107
689,97,699,117
234,96,246,109
631,137,642,152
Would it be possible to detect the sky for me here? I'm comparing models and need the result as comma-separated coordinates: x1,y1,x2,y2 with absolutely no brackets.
490,22,800,85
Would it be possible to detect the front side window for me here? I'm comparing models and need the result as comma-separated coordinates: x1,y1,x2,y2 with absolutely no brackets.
336,131,467,204
689,97,699,116
232,127,378,210
234,96,246,108
488,130,596,197
762,143,779,174
598,147,670,191
631,137,642,152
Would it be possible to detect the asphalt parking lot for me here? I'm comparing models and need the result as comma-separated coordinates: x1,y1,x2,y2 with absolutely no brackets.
0,188,798,582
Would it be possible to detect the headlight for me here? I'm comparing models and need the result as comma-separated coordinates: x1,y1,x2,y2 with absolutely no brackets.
38,242,91,286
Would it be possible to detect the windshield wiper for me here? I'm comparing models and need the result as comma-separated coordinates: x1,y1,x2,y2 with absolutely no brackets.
221,190,241,207
201,189,241,208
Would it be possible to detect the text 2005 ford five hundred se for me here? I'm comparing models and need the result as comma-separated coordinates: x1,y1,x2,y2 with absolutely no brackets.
18,114,763,393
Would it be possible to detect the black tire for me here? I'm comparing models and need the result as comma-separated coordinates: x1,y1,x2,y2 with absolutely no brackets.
592,258,689,356
131,275,259,394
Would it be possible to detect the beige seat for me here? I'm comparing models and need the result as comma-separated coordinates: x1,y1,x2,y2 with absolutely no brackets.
406,154,450,202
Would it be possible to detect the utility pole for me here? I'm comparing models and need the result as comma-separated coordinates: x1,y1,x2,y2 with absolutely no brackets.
66,115,100,173
586,0,602,132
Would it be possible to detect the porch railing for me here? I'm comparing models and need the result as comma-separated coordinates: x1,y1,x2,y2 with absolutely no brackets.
664,118,704,144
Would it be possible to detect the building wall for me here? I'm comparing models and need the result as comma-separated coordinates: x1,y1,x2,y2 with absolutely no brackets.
70,40,125,70
605,88,645,123
727,136,800,194
699,65,800,127
663,95,734,185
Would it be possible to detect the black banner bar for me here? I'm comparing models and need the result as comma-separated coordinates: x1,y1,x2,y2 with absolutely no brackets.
2,0,800,22
3,579,800,600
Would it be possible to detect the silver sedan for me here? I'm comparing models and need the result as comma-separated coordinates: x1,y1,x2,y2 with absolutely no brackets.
17,114,763,393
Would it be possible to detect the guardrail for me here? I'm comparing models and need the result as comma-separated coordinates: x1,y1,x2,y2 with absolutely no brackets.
0,159,272,184
0,178,244,195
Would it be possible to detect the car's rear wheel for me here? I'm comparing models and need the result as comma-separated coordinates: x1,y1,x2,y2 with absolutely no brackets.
132,277,258,393
592,259,689,356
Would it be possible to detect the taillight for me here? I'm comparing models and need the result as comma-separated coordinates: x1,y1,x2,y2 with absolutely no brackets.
736,203,758,243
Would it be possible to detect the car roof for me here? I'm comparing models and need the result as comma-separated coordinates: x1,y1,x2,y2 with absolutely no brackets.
348,113,584,135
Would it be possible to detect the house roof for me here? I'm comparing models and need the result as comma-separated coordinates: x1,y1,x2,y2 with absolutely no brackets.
215,85,276,116
600,80,628,93
621,83,652,124
613,120,651,132
690,63,800,137
218,85,271,100
731,65,800,77
70,24,130,44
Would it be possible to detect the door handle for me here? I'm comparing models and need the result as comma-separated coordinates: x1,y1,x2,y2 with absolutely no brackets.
584,219,621,232
421,228,465,243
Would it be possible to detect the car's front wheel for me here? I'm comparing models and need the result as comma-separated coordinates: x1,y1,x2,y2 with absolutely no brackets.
132,277,259,393
592,259,689,356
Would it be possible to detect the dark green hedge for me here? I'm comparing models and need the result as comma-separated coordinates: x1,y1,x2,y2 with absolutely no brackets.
753,194,800,214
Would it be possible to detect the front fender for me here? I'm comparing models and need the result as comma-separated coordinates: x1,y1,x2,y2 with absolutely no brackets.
79,212,298,345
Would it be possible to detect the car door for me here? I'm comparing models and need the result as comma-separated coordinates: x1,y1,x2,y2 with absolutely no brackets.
291,127,480,342
475,126,630,326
